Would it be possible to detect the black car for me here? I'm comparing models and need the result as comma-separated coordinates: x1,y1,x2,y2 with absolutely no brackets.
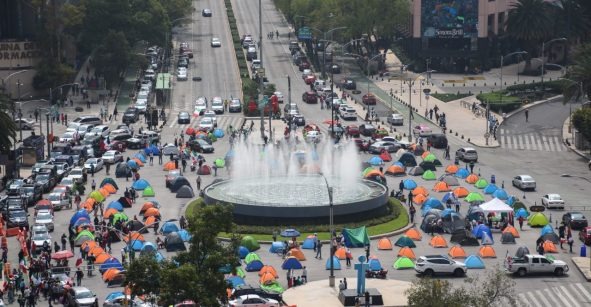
231,285,282,302
293,115,306,126
359,124,376,137
229,99,242,113
328,63,341,74
21,184,43,206
123,108,139,124
426,133,448,149
188,139,214,153
178,112,190,124
7,209,29,228
563,212,588,230
3,196,25,212
342,78,356,90
6,179,25,195
202,8,212,17
35,173,57,192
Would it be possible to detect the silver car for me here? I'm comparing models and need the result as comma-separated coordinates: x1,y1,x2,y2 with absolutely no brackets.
387,113,404,126
512,175,536,191
455,147,478,162
35,210,55,232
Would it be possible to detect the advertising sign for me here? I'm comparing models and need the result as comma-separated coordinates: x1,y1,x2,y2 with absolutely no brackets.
0,41,41,69
298,27,312,40
421,0,478,39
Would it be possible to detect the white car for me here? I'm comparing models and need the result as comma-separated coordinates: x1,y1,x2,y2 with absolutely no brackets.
305,130,321,143
59,176,75,190
512,175,536,191
68,167,86,183
14,118,36,130
339,105,357,120
211,37,221,47
102,150,123,164
301,69,312,79
178,69,187,81
31,225,49,237
89,125,110,138
387,113,404,126
84,158,104,172
415,255,467,277
228,295,280,307
203,110,217,124
455,147,478,162
199,118,214,131
135,99,148,113
144,69,156,80
542,194,565,210
31,231,52,251
273,91,284,103
211,96,224,114
34,210,54,232
72,287,99,307
59,131,79,143
194,98,207,115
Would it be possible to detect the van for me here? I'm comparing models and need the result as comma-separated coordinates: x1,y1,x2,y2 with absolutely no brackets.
313,80,326,91
53,155,74,168
73,116,102,126
246,47,257,61
427,134,448,149
51,143,72,158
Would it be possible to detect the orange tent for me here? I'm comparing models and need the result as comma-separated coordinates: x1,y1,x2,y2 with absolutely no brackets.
132,158,144,167
140,202,155,213
479,246,497,258
385,165,405,176
99,187,110,197
429,235,448,248
445,165,459,174
364,170,384,178
465,174,479,184
397,246,416,259
103,184,117,194
405,228,422,241
103,208,119,219
413,194,427,205
288,248,306,261
81,240,98,251
433,181,450,192
421,151,431,159
163,161,177,171
102,268,121,282
412,186,429,197
377,238,393,250
334,247,347,260
95,253,112,264
448,246,467,258
453,187,470,198
123,232,145,243
543,240,557,253
502,225,520,238
88,246,105,257
145,216,157,226
258,265,278,277
144,207,161,218
81,201,94,212
259,272,276,285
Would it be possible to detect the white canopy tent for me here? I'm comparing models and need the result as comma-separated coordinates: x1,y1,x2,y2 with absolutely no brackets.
479,198,513,213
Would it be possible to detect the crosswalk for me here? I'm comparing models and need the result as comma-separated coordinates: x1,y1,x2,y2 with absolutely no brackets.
498,129,567,152
168,114,244,133
516,282,591,307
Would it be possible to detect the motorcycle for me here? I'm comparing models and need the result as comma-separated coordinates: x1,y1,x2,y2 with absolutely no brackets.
365,269,388,279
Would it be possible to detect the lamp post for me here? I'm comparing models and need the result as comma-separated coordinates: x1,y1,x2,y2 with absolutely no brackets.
1,70,29,98
45,113,51,158
541,38,567,91
344,53,383,97
319,174,334,287
340,39,365,75
311,27,346,80
407,79,413,142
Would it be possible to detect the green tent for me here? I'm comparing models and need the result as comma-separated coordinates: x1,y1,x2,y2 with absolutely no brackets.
394,236,416,248
235,266,246,278
475,179,488,189
88,190,105,203
393,256,415,269
241,236,260,251
423,154,437,162
75,230,95,246
215,158,225,168
142,186,155,197
260,281,285,294
362,167,374,177
113,212,129,225
433,159,443,167
100,178,118,189
244,252,261,264
465,192,484,203
528,212,549,227
342,226,370,248
422,170,436,180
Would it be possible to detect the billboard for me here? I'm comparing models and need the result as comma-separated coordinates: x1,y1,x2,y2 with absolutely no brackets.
421,0,478,38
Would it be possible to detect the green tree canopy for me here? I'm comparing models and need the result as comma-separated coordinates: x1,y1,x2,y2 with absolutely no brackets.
0,94,16,153
124,254,162,296
93,31,131,87
568,43,591,99
572,107,591,145
406,278,467,307
506,0,553,54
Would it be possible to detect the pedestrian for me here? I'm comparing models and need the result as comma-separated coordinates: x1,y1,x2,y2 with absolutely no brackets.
345,248,352,267
149,152,154,165
213,164,218,176
409,205,416,223
315,240,322,259
559,223,566,249
105,163,110,175
87,100,91,109
61,113,64,125
158,149,163,165
568,235,574,253
69,235,75,252
455,201,460,213
61,234,67,250
90,163,95,177
179,215,186,229
302,266,307,283
75,267,84,286
276,30,279,38
525,109,529,122
64,114,68,125
34,109,38,122
445,145,450,159
407,190,413,205
399,180,404,193
154,220,159,234
469,161,475,174
121,248,126,264
272,230,277,242
429,109,433,120
91,179,96,191
365,244,370,260
182,158,187,172
426,140,431,151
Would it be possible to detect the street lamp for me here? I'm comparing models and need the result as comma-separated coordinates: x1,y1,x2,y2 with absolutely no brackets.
344,53,383,97
310,26,346,80
318,173,334,287
1,70,29,98
340,39,365,74
541,38,567,90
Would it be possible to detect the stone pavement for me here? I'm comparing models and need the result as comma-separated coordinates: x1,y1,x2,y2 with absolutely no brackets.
562,108,591,161
571,257,591,282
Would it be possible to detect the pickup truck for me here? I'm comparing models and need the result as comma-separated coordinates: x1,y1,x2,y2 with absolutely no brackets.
504,254,569,277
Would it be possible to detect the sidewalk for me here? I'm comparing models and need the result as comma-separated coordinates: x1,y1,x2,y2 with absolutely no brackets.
562,113,591,160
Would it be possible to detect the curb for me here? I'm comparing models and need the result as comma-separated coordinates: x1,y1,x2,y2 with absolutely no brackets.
570,257,591,282
503,95,562,120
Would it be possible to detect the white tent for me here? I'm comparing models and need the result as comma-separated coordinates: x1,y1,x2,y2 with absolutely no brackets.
479,198,513,213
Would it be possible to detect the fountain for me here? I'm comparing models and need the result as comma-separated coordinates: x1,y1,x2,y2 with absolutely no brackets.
203,135,389,225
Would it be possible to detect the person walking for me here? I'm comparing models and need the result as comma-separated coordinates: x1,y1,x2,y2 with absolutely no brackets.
315,240,322,259
567,235,574,253
302,266,307,283
149,152,154,165
105,163,110,175
75,267,84,286
409,205,416,223
61,234,67,251
518,216,524,230
91,179,96,191
525,109,529,122
158,149,163,165
469,161,475,174
399,180,404,193
407,190,413,206
90,163,95,177
559,223,566,249
345,248,352,267
196,176,202,191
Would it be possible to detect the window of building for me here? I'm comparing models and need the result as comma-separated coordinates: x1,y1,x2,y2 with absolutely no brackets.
497,12,505,34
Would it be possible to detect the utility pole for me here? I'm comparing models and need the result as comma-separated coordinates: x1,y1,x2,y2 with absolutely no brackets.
408,79,413,142
259,0,265,140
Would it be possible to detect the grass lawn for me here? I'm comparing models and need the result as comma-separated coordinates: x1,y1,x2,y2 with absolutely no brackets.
431,93,472,102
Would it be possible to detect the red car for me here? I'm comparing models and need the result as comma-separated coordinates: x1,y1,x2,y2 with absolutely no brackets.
299,60,311,71
302,91,318,104
362,93,377,105
35,199,54,216
353,138,369,152
345,125,360,137
304,75,316,85
579,227,591,245
108,140,127,152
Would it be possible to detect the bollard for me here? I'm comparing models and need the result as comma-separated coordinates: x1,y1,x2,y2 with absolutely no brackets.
580,245,586,257
455,132,458,136
461,135,464,139
467,138,470,142
449,129,452,133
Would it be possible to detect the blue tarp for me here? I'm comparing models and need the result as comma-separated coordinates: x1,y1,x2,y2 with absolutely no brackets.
246,259,264,272
325,256,341,270
368,258,382,271
302,238,315,249
106,201,123,212
238,246,250,259
403,179,417,190
464,255,485,269
472,224,492,239
455,168,469,179
280,229,301,237
178,229,191,241
72,217,90,227
483,184,498,194
269,242,286,253
140,242,157,254
160,222,180,235
69,210,90,226
105,292,125,302
282,257,303,270
441,208,455,218
226,276,245,288
132,179,150,190
506,196,516,206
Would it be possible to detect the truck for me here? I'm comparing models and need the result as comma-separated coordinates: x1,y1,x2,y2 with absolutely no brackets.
504,254,569,277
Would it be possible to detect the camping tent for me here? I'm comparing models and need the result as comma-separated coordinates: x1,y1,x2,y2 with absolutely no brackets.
478,246,496,258
241,236,260,251
442,212,465,234
515,208,529,219
100,178,118,189
132,179,150,190
528,212,549,227
445,165,459,174
412,186,429,197
377,238,393,250
422,170,437,180
515,246,530,258
288,248,306,261
465,192,485,203
281,257,303,270
407,166,424,176
540,225,554,236
395,236,416,248
160,222,179,235
368,258,382,271
341,227,370,248
393,257,415,270
465,174,479,184
481,233,494,245
142,186,155,197
433,181,450,192
450,230,480,246
115,163,132,178
429,235,448,248
197,165,212,175
334,247,347,260
269,242,286,253
165,232,186,252
403,179,418,190
75,230,95,246
238,246,249,259
246,260,264,272
466,206,485,222
441,175,460,186
420,215,441,234
226,276,245,288
398,153,417,167
483,184,498,194
501,232,516,244
302,236,315,249
325,256,341,270
385,165,406,176
453,187,470,198
474,179,488,189
419,161,436,171
455,168,469,178
472,224,492,239
397,247,416,259
448,246,467,258
503,225,520,238
479,198,513,213
543,240,558,253
423,198,443,210
176,185,195,198
170,177,192,192
464,255,485,269
405,228,422,241
539,233,560,244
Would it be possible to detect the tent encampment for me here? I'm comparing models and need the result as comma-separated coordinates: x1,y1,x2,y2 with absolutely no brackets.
539,233,560,244
301,236,315,249
132,179,150,190
398,153,417,167
165,232,186,252
334,247,347,260
405,228,422,241
395,236,416,248
368,258,383,271
464,255,485,269
448,246,467,258
288,248,306,261
245,252,261,264
159,222,179,235
503,225,520,238
450,230,480,246
393,257,415,270
479,198,513,213
170,177,192,192
142,186,155,197
238,246,249,259
342,227,370,248
528,212,549,227
407,166,424,176
501,232,516,244
397,247,416,259
325,256,341,270
515,246,530,258
197,165,212,175
115,163,132,178
377,238,393,250
481,233,494,245
543,240,558,253
176,185,194,198
429,235,448,248
246,260,264,272
269,242,286,253
241,236,260,251
478,246,496,258
472,224,492,239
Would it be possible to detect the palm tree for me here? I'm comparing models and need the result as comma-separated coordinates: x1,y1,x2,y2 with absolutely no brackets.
506,0,553,69
566,43,591,101
549,0,591,43
0,94,16,154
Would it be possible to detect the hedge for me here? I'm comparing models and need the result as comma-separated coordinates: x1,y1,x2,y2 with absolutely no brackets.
476,92,522,113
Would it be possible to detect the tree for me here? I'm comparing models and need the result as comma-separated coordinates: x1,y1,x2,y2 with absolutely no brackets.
0,94,16,154
130,0,170,47
93,31,131,87
548,0,591,43
406,278,468,307
506,0,553,68
572,107,591,146
463,267,518,307
124,254,162,296
158,0,192,23
568,43,591,99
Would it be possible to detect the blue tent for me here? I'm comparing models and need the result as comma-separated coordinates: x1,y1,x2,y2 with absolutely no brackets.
302,238,315,249
238,246,250,259
515,208,529,218
393,161,404,167
154,252,165,263
69,210,90,226
226,276,245,288
282,257,303,270
441,192,457,204
483,184,498,194
269,242,286,253
133,153,147,163
72,217,91,228
423,198,443,210
421,206,438,217
132,179,150,190
403,179,417,190
481,232,494,245
100,258,124,273
368,258,382,271
506,196,516,206
178,229,192,241
441,208,455,218
126,240,144,251
127,160,138,169
368,156,383,166
246,260,264,272
325,256,342,270
493,189,509,200
213,129,225,138
106,201,123,212
144,145,160,155
464,255,485,269
540,225,554,236
140,242,157,254
160,222,180,235
472,224,492,239
281,229,301,237
455,168,469,179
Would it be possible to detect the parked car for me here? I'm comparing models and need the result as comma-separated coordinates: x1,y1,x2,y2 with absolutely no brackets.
72,286,99,307
362,93,377,105
579,227,591,245
563,212,587,230
228,295,280,307
14,118,35,130
211,37,221,47
345,125,360,138
47,192,71,210
415,255,467,277
211,97,224,114
413,124,432,136
541,194,565,210
34,173,56,192
202,8,212,17
102,150,123,164
386,113,404,126
359,124,376,137
293,114,306,126
188,139,214,153
34,209,55,232
7,209,29,228
504,254,568,276
369,141,400,154
455,147,478,162
341,78,356,90
229,98,242,113
512,175,536,191
31,230,51,252
302,91,318,104
123,108,139,124
339,106,357,120
84,158,104,172
177,112,190,124
426,134,448,149
68,167,87,184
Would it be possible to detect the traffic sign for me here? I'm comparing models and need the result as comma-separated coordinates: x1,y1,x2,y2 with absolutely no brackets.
298,27,312,40
258,96,269,110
